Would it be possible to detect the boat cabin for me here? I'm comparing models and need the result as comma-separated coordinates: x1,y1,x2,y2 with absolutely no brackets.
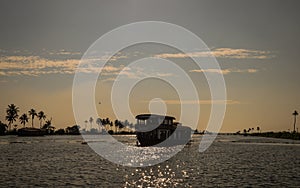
135,114,191,147
136,114,175,126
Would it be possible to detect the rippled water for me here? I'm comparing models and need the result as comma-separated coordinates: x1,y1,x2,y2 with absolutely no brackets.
0,135,299,187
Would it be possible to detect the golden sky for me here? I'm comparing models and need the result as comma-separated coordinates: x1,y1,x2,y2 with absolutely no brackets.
0,0,299,132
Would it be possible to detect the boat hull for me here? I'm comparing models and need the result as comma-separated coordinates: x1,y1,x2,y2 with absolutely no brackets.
136,126,192,147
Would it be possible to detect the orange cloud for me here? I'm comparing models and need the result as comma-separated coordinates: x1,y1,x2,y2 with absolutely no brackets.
141,99,240,105
189,68,258,75
0,55,128,76
154,48,273,59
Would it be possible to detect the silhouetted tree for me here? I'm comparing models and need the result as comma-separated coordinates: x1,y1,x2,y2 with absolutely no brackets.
66,125,80,135
105,118,110,130
28,109,37,128
257,126,260,133
84,120,88,130
114,119,119,133
37,111,46,129
89,117,94,130
96,118,102,132
110,121,113,131
101,118,110,130
129,123,134,132
19,113,29,128
0,121,7,135
5,104,19,131
43,119,51,127
96,118,102,126
292,110,298,133
42,118,55,134
118,121,125,132
124,120,129,131
55,128,65,135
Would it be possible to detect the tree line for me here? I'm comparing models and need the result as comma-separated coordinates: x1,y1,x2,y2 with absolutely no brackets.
0,103,136,135
82,117,135,134
0,104,52,135
234,110,299,140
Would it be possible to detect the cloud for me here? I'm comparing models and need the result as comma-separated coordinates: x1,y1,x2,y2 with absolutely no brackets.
0,55,128,76
0,48,263,77
141,99,240,105
102,67,175,82
0,54,174,80
154,48,273,59
0,55,78,76
189,68,258,75
52,49,82,56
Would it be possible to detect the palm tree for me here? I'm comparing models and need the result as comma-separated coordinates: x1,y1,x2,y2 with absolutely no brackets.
292,110,298,133
84,120,88,130
66,125,80,135
129,123,134,132
28,109,37,128
119,122,125,131
43,118,52,129
101,118,110,131
13,124,18,131
96,118,102,132
0,121,8,135
89,117,94,130
105,118,110,130
110,121,113,131
42,118,55,134
116,120,124,132
114,119,119,133
19,113,29,128
5,104,19,131
124,120,129,132
37,111,46,129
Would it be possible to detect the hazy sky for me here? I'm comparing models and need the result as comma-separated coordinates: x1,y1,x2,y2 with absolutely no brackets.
1,0,300,132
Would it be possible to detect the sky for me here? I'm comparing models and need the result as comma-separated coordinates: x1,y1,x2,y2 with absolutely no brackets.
0,0,300,132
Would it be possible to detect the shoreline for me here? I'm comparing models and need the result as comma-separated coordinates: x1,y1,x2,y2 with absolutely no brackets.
241,132,300,140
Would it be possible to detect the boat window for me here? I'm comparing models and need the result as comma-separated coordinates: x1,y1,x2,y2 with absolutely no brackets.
139,120,145,125
163,119,172,125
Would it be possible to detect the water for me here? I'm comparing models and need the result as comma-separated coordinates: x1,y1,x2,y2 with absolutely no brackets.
0,135,299,187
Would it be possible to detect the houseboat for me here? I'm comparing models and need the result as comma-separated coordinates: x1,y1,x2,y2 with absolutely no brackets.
135,114,192,147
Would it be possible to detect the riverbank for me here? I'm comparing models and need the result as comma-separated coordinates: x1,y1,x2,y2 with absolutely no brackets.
246,132,300,140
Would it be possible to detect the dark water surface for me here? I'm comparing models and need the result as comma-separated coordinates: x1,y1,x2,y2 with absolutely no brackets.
0,135,299,187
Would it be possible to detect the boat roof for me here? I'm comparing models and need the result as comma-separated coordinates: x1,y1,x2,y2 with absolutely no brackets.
135,114,175,120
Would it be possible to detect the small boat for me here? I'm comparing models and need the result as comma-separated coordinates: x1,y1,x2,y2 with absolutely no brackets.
18,127,46,137
135,114,192,147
